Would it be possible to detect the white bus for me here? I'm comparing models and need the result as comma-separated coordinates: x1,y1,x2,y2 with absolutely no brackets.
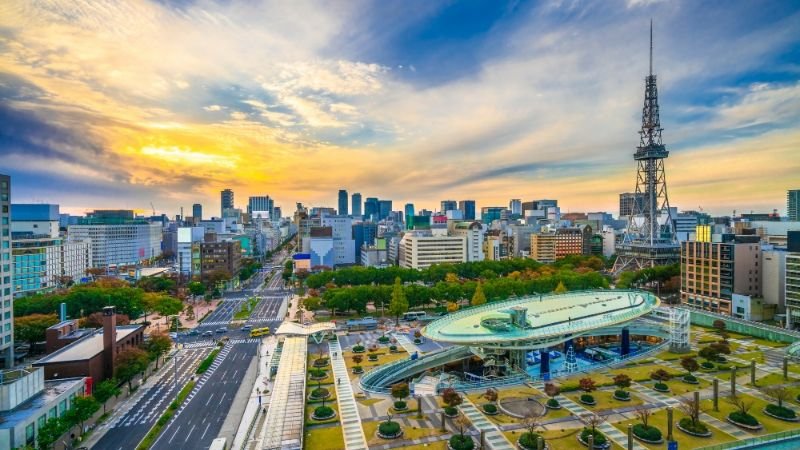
209,437,227,450
403,311,427,321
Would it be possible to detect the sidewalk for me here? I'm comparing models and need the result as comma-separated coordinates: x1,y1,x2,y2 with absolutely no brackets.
132,299,221,335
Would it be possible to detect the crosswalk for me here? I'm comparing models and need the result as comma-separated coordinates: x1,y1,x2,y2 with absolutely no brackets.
182,338,261,349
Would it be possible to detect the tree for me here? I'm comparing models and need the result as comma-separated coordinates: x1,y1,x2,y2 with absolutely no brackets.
37,416,67,450
650,369,672,382
681,356,700,374
613,374,632,391
304,296,322,311
388,277,409,325
391,382,410,402
763,385,791,408
69,395,100,435
521,411,543,445
14,313,59,348
352,354,363,365
454,411,471,438
115,347,149,393
579,412,605,441
153,295,184,318
93,378,121,413
447,301,459,313
445,273,460,283
471,282,487,306
579,377,597,393
712,319,727,335
188,281,206,297
699,345,720,363
727,395,754,415
544,382,560,399
81,312,131,328
633,404,653,428
553,281,568,294
678,395,703,428
441,387,463,408
483,387,498,405
147,331,172,369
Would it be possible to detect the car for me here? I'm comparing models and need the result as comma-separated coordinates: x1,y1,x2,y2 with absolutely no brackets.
169,332,178,339
216,327,227,333
203,331,214,337
188,329,199,336
242,325,252,331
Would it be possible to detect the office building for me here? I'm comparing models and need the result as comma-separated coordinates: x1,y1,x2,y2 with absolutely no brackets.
481,207,505,224
399,231,466,269
459,200,476,221
484,230,509,261
338,190,349,216
789,190,800,221
220,189,234,216
247,196,273,217
530,225,593,263
404,203,415,229
762,248,786,314
177,227,205,276
680,233,761,315
674,211,699,242
322,216,355,266
352,222,377,262
272,206,281,220
309,227,334,268
441,200,457,213
787,252,800,327
1,175,12,368
10,204,60,238
199,240,242,282
192,203,202,221
362,238,389,268
378,200,392,221
68,211,161,268
351,193,362,217
619,192,645,218
364,197,379,220
508,224,538,258
509,199,522,216
11,235,91,298
449,221,485,262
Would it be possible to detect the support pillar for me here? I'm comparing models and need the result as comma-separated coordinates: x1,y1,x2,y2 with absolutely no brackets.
667,406,673,442
588,434,594,450
731,366,737,397
537,436,544,450
621,327,630,357
441,411,446,432
627,424,633,450
712,379,719,411
785,356,789,381
540,349,550,381
751,359,756,386
480,430,485,450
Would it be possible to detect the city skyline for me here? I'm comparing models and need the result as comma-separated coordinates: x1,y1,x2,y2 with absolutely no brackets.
2,1,799,216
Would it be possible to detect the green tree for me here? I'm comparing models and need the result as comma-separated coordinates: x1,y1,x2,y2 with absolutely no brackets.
14,313,59,347
188,281,206,297
153,295,184,318
69,395,100,435
146,331,172,369
304,296,322,311
93,378,121,413
388,277,409,325
115,347,150,393
471,282,487,306
554,281,568,294
391,382,410,402
37,417,67,450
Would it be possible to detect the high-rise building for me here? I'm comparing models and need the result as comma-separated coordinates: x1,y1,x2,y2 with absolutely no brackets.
399,231,466,269
338,189,349,216
449,221,485,262
68,210,162,268
247,196,272,216
613,23,679,273
177,227,205,276
0,174,12,368
10,204,60,238
788,251,800,327
192,203,203,221
440,200,457,213
351,193,362,217
509,199,522,216
200,240,242,282
481,207,505,224
789,190,800,221
220,189,234,216
364,197,379,220
11,235,91,298
680,234,761,316
459,200,476,221
530,225,593,263
352,221,378,262
619,193,646,218
322,216,355,265
378,200,392,221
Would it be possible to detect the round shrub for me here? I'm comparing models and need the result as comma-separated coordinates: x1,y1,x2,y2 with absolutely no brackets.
614,389,630,399
389,345,398,352
518,432,544,449
580,394,595,404
378,420,401,436
678,417,709,435
311,387,329,399
313,405,334,419
394,400,407,410
766,404,797,419
377,336,390,344
654,382,669,392
580,428,607,446
683,374,698,383
729,411,760,427
448,435,475,450
352,365,364,374
483,403,497,414
547,398,560,408
368,354,379,361
716,356,727,363
352,345,365,353
313,358,329,367
701,361,714,370
633,424,662,442
309,368,327,379
444,406,458,416
413,338,422,344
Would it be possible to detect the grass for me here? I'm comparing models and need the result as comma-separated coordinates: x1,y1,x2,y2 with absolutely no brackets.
735,352,766,364
559,372,616,390
305,402,340,425
503,428,625,450
669,377,712,396
701,393,800,435
749,372,798,387
654,350,697,361
394,442,447,450
357,398,384,407
135,380,196,450
304,425,344,450
564,389,643,410
342,348,409,380
363,418,445,446
608,364,683,382
196,348,220,374
609,407,736,449
750,338,790,348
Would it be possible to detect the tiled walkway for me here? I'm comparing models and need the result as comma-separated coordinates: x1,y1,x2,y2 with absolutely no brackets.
459,397,515,450
392,332,422,355
330,340,369,450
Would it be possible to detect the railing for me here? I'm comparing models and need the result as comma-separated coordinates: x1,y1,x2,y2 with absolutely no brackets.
697,428,800,449
359,346,474,393
681,305,800,339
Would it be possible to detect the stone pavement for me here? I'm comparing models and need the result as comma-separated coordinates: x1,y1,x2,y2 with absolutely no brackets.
232,335,278,449
392,332,422,355
458,396,515,450
330,340,369,450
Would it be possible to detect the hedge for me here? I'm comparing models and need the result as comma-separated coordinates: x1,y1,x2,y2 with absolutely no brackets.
379,420,401,436
729,411,760,426
633,424,662,441
196,349,220,374
766,404,797,419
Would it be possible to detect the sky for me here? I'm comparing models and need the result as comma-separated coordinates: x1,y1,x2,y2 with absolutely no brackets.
1,0,799,217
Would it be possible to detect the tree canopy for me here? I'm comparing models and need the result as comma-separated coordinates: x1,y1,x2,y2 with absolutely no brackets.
14,313,59,347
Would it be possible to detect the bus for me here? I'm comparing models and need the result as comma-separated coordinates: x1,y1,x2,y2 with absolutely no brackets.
403,311,427,321
209,437,227,450
250,327,270,338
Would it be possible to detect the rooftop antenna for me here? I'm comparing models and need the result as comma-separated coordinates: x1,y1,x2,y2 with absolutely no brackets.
649,19,653,76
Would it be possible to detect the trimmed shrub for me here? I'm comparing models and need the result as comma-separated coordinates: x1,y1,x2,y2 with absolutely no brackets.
518,432,544,449
309,368,327,379
547,398,560,408
766,404,797,419
580,394,595,404
701,361,714,370
352,365,364,373
683,374,698,383
633,424,662,442
313,358,329,367
483,403,497,414
377,336,390,344
393,401,407,410
580,428,607,446
378,420,401,436
679,417,709,434
716,356,727,363
413,338,422,344
311,387,329,399
389,345,398,352
313,405,334,419
654,382,669,392
444,406,458,416
368,354,379,361
729,411,760,426
449,435,475,450
352,345,365,353
614,389,630,399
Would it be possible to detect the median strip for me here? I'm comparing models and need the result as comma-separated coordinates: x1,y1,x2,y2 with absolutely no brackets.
136,380,196,450
197,348,221,374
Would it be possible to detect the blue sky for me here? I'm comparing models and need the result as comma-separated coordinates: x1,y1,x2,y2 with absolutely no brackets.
0,0,798,216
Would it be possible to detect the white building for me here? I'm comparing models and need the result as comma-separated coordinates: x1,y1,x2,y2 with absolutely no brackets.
10,204,60,238
762,248,787,312
177,227,205,276
399,231,466,269
449,221,485,262
0,175,12,367
322,216,355,266
68,217,161,268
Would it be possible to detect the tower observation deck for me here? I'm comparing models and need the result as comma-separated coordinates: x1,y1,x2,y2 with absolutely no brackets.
613,21,680,274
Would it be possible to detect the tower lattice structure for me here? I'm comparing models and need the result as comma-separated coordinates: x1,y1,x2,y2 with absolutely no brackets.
613,22,679,274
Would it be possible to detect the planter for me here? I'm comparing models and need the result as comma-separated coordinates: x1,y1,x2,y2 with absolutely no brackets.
762,407,800,422
447,436,476,450
352,347,365,353
545,403,562,410
444,407,459,418
613,393,631,401
414,339,422,344
482,405,499,416
311,409,337,421
368,355,379,361
579,396,597,406
726,416,763,431
352,368,364,374
309,389,331,400
676,421,713,438
517,435,550,450
632,427,664,444
576,433,611,449
377,425,403,440
653,385,670,393
682,375,699,384
309,374,328,381
313,359,329,368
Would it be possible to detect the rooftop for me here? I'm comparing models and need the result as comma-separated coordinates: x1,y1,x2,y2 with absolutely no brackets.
34,325,143,364
0,377,84,428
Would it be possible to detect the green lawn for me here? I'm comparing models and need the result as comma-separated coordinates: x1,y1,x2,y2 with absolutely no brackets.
363,419,446,446
749,372,799,387
735,352,765,364
504,428,625,450
654,350,698,361
305,402,340,425
608,364,684,382
701,393,800,435
233,297,259,320
304,425,344,450
609,407,736,449
564,389,643,411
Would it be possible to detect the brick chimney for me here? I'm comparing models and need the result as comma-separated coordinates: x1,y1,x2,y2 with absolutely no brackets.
102,306,117,380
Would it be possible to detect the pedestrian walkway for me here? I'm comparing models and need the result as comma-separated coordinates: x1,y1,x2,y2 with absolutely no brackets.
233,336,277,450
329,340,369,450
551,390,649,450
260,337,307,449
392,332,421,355
459,397,515,450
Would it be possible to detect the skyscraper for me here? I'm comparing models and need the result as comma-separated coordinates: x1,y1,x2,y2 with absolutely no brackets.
619,192,646,218
613,22,679,274
404,203,415,229
352,193,362,216
220,189,234,216
459,200,476,220
247,196,272,216
338,189,349,216
364,197,379,220
789,189,800,221
509,199,522,216
378,200,392,221
441,200,457,213
0,174,12,367
192,203,202,221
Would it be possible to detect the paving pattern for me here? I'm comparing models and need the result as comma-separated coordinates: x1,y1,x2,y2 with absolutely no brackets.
329,340,370,450
458,396,516,450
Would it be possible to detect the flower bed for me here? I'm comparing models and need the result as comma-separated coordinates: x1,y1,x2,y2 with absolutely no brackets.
613,390,630,401
546,398,561,409
632,424,663,444
653,382,669,393
683,374,699,384
312,406,336,421
727,411,763,430
763,404,799,422
677,418,712,437
448,435,475,450
377,420,403,439
482,403,498,415
579,394,596,406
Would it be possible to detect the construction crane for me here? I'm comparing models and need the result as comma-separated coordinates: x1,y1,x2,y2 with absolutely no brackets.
150,202,156,216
